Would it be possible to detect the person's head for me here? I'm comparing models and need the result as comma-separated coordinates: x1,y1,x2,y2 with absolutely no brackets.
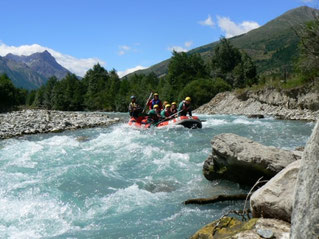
154,93,159,100
131,95,136,102
185,97,191,105
171,102,177,109
165,104,171,110
153,104,160,111
163,101,168,107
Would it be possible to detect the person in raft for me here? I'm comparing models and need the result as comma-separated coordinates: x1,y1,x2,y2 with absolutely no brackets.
128,96,142,118
162,101,168,110
147,93,163,110
160,104,172,120
178,97,192,117
148,104,162,124
170,102,178,115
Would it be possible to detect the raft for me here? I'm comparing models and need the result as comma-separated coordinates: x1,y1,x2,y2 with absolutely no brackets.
128,116,151,129
128,116,202,129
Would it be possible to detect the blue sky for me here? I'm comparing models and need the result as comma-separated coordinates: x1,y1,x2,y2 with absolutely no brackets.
0,0,315,76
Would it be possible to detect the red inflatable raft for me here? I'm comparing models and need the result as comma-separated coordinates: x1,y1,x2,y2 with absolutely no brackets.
128,116,202,129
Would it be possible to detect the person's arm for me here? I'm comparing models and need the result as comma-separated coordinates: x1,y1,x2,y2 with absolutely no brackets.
148,100,152,110
178,102,183,116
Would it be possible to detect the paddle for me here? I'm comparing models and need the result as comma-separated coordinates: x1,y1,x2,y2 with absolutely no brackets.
142,92,153,113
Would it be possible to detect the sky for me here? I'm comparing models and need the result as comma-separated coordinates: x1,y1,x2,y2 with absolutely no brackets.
0,0,316,77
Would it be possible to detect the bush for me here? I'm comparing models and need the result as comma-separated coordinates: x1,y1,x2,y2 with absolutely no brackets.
178,78,231,109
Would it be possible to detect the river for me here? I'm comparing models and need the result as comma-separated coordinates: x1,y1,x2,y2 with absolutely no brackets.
0,113,314,238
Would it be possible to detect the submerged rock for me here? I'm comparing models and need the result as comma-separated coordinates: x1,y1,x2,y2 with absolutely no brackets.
250,160,301,222
190,217,290,239
290,121,319,239
203,133,300,185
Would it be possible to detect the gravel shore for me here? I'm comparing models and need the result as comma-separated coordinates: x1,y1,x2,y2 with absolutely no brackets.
0,109,120,140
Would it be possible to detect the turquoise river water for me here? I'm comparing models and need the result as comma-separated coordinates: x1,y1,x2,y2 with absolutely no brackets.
0,113,315,239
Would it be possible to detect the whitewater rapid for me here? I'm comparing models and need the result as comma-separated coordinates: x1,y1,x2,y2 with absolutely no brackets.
0,114,314,238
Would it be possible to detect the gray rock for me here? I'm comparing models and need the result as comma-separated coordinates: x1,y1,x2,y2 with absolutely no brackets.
290,121,319,239
250,160,301,222
203,133,300,185
256,228,274,238
195,91,319,121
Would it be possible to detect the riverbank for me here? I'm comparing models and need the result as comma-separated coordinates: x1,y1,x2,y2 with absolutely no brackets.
0,109,120,140
191,121,319,238
195,89,319,121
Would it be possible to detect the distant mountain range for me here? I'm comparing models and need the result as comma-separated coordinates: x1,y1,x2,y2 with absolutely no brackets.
0,50,70,89
129,6,319,78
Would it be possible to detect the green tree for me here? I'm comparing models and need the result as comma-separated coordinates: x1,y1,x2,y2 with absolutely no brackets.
32,85,45,108
296,19,319,83
26,90,37,106
211,37,257,88
211,38,242,76
178,78,231,109
43,76,58,109
0,74,18,111
83,63,109,110
166,50,209,101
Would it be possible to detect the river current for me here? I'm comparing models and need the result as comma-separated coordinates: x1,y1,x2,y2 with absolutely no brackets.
0,113,314,239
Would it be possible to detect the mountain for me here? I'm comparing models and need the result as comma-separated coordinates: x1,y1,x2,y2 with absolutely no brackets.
5,50,70,80
0,56,48,89
0,51,70,89
129,6,319,78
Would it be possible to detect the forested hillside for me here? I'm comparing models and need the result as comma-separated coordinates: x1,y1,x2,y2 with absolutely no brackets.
130,6,318,78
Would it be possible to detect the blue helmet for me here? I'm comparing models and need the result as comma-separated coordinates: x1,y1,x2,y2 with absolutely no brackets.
131,95,136,99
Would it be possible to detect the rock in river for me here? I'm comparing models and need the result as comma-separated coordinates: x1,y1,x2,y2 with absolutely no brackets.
203,133,301,185
250,160,301,223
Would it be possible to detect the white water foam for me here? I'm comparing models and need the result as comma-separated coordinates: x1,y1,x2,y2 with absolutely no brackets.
86,184,166,217
232,118,264,125
0,195,72,239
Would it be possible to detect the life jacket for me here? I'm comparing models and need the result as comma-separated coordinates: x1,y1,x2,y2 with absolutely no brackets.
150,99,162,109
130,102,137,108
183,101,191,111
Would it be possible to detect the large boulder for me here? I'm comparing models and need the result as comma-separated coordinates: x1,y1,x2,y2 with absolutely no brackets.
191,217,290,239
290,121,319,239
203,133,300,185
250,160,301,222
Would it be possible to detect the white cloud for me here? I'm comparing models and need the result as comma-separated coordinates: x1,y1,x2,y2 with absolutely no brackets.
0,43,105,76
184,41,193,48
168,41,194,53
217,16,260,38
168,46,188,53
199,15,215,28
117,65,148,78
118,45,132,56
